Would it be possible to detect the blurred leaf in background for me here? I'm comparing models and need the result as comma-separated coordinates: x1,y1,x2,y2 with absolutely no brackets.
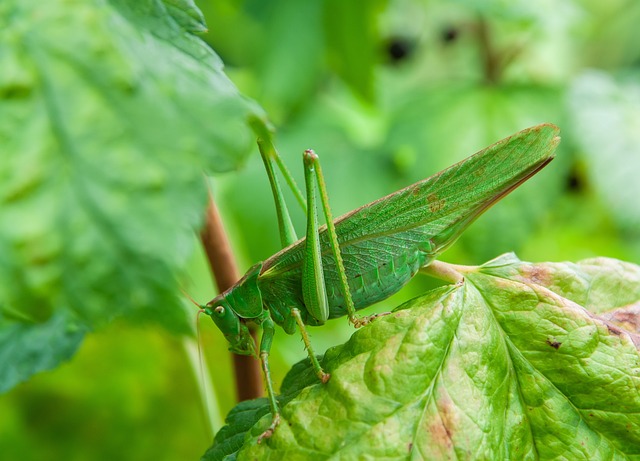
568,70,640,232
0,0,260,385
1,0,259,459
2,0,640,459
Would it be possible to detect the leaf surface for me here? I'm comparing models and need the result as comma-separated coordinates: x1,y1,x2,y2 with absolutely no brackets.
0,0,262,391
207,255,640,460
0,310,87,393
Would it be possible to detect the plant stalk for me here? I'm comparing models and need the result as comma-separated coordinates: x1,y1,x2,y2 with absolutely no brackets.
182,336,221,437
200,192,264,403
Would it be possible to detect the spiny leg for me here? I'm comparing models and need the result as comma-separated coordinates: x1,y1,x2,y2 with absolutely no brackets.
259,142,376,327
302,150,375,328
256,317,281,443
301,150,330,323
291,308,330,383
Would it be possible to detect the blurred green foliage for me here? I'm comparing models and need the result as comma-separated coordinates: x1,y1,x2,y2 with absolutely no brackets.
1,0,640,459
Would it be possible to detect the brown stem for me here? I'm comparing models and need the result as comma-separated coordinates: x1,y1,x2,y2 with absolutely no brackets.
200,192,264,402
474,17,524,86
476,17,500,85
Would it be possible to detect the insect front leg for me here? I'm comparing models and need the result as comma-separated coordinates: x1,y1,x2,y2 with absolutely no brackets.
256,315,281,443
257,137,306,248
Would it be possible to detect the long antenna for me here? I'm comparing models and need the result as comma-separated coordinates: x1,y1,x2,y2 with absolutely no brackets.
181,289,221,436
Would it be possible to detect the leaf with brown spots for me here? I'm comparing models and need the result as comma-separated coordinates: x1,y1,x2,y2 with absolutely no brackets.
206,254,640,460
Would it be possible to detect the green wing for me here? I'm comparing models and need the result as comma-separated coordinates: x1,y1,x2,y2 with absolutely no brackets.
261,124,559,287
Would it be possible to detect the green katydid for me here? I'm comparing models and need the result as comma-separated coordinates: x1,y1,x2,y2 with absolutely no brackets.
203,123,560,441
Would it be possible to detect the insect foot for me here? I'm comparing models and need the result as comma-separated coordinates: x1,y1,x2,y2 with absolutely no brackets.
351,312,391,328
320,372,331,384
257,413,281,444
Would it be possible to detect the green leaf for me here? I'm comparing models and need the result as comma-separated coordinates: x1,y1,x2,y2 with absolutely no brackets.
201,398,270,461
0,0,262,390
202,360,327,461
568,70,640,231
0,310,87,393
478,253,640,314
160,0,208,34
255,0,325,121
207,255,640,460
323,0,386,102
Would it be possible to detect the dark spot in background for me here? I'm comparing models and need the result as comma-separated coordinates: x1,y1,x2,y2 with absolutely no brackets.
1,84,32,99
566,164,586,193
441,26,459,44
384,36,415,64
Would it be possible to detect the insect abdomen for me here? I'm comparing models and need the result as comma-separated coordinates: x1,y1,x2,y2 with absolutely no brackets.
326,247,431,318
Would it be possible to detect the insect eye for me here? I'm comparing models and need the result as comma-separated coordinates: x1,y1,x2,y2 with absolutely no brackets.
214,306,225,316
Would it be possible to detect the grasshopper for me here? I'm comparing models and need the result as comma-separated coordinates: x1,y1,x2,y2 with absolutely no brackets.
203,124,560,440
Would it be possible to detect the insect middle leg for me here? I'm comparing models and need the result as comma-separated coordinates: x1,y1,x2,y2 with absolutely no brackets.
258,138,363,327
257,140,333,380
257,136,306,247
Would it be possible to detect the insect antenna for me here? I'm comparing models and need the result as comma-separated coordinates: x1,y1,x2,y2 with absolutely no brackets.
180,288,208,360
180,287,218,435
180,287,202,309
